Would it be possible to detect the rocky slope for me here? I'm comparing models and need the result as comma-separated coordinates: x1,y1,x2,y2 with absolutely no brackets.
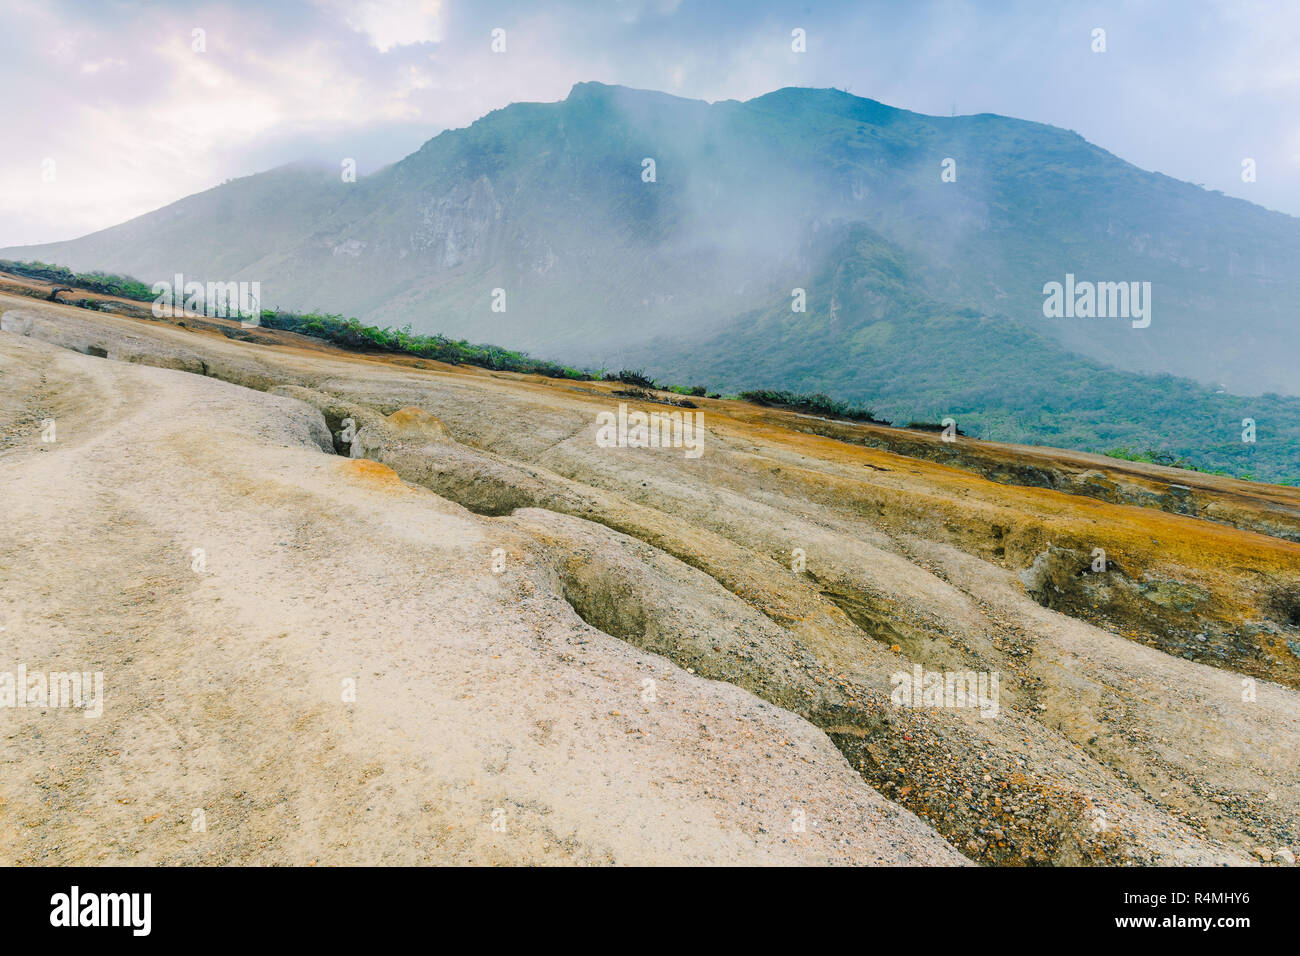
3,291,1299,866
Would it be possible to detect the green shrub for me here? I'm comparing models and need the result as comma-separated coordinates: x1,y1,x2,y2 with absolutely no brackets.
736,389,885,423
255,308,595,382
0,259,154,302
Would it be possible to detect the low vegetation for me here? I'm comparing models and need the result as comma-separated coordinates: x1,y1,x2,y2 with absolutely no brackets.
0,259,155,302
2,256,1290,484
1102,446,1253,480
258,310,595,381
736,389,886,423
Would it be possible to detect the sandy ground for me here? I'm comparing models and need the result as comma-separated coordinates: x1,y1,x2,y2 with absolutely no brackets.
2,292,1299,866
0,328,962,865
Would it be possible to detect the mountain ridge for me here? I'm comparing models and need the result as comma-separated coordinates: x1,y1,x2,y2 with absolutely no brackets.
6,81,1299,477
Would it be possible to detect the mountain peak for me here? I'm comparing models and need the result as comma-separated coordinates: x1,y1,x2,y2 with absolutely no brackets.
566,80,620,97
565,80,703,109
746,85,911,124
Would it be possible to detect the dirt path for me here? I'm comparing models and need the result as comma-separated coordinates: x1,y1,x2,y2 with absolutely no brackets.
0,331,963,865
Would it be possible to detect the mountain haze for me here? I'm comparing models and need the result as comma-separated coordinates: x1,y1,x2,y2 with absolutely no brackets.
7,82,1300,475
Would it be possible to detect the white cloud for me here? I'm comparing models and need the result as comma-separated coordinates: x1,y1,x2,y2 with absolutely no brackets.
79,57,126,74
319,0,444,52
1,0,1297,248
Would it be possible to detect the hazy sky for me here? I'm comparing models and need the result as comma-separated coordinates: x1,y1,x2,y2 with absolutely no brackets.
2,0,1298,247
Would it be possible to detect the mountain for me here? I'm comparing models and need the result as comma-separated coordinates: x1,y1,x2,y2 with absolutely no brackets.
6,81,1300,476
